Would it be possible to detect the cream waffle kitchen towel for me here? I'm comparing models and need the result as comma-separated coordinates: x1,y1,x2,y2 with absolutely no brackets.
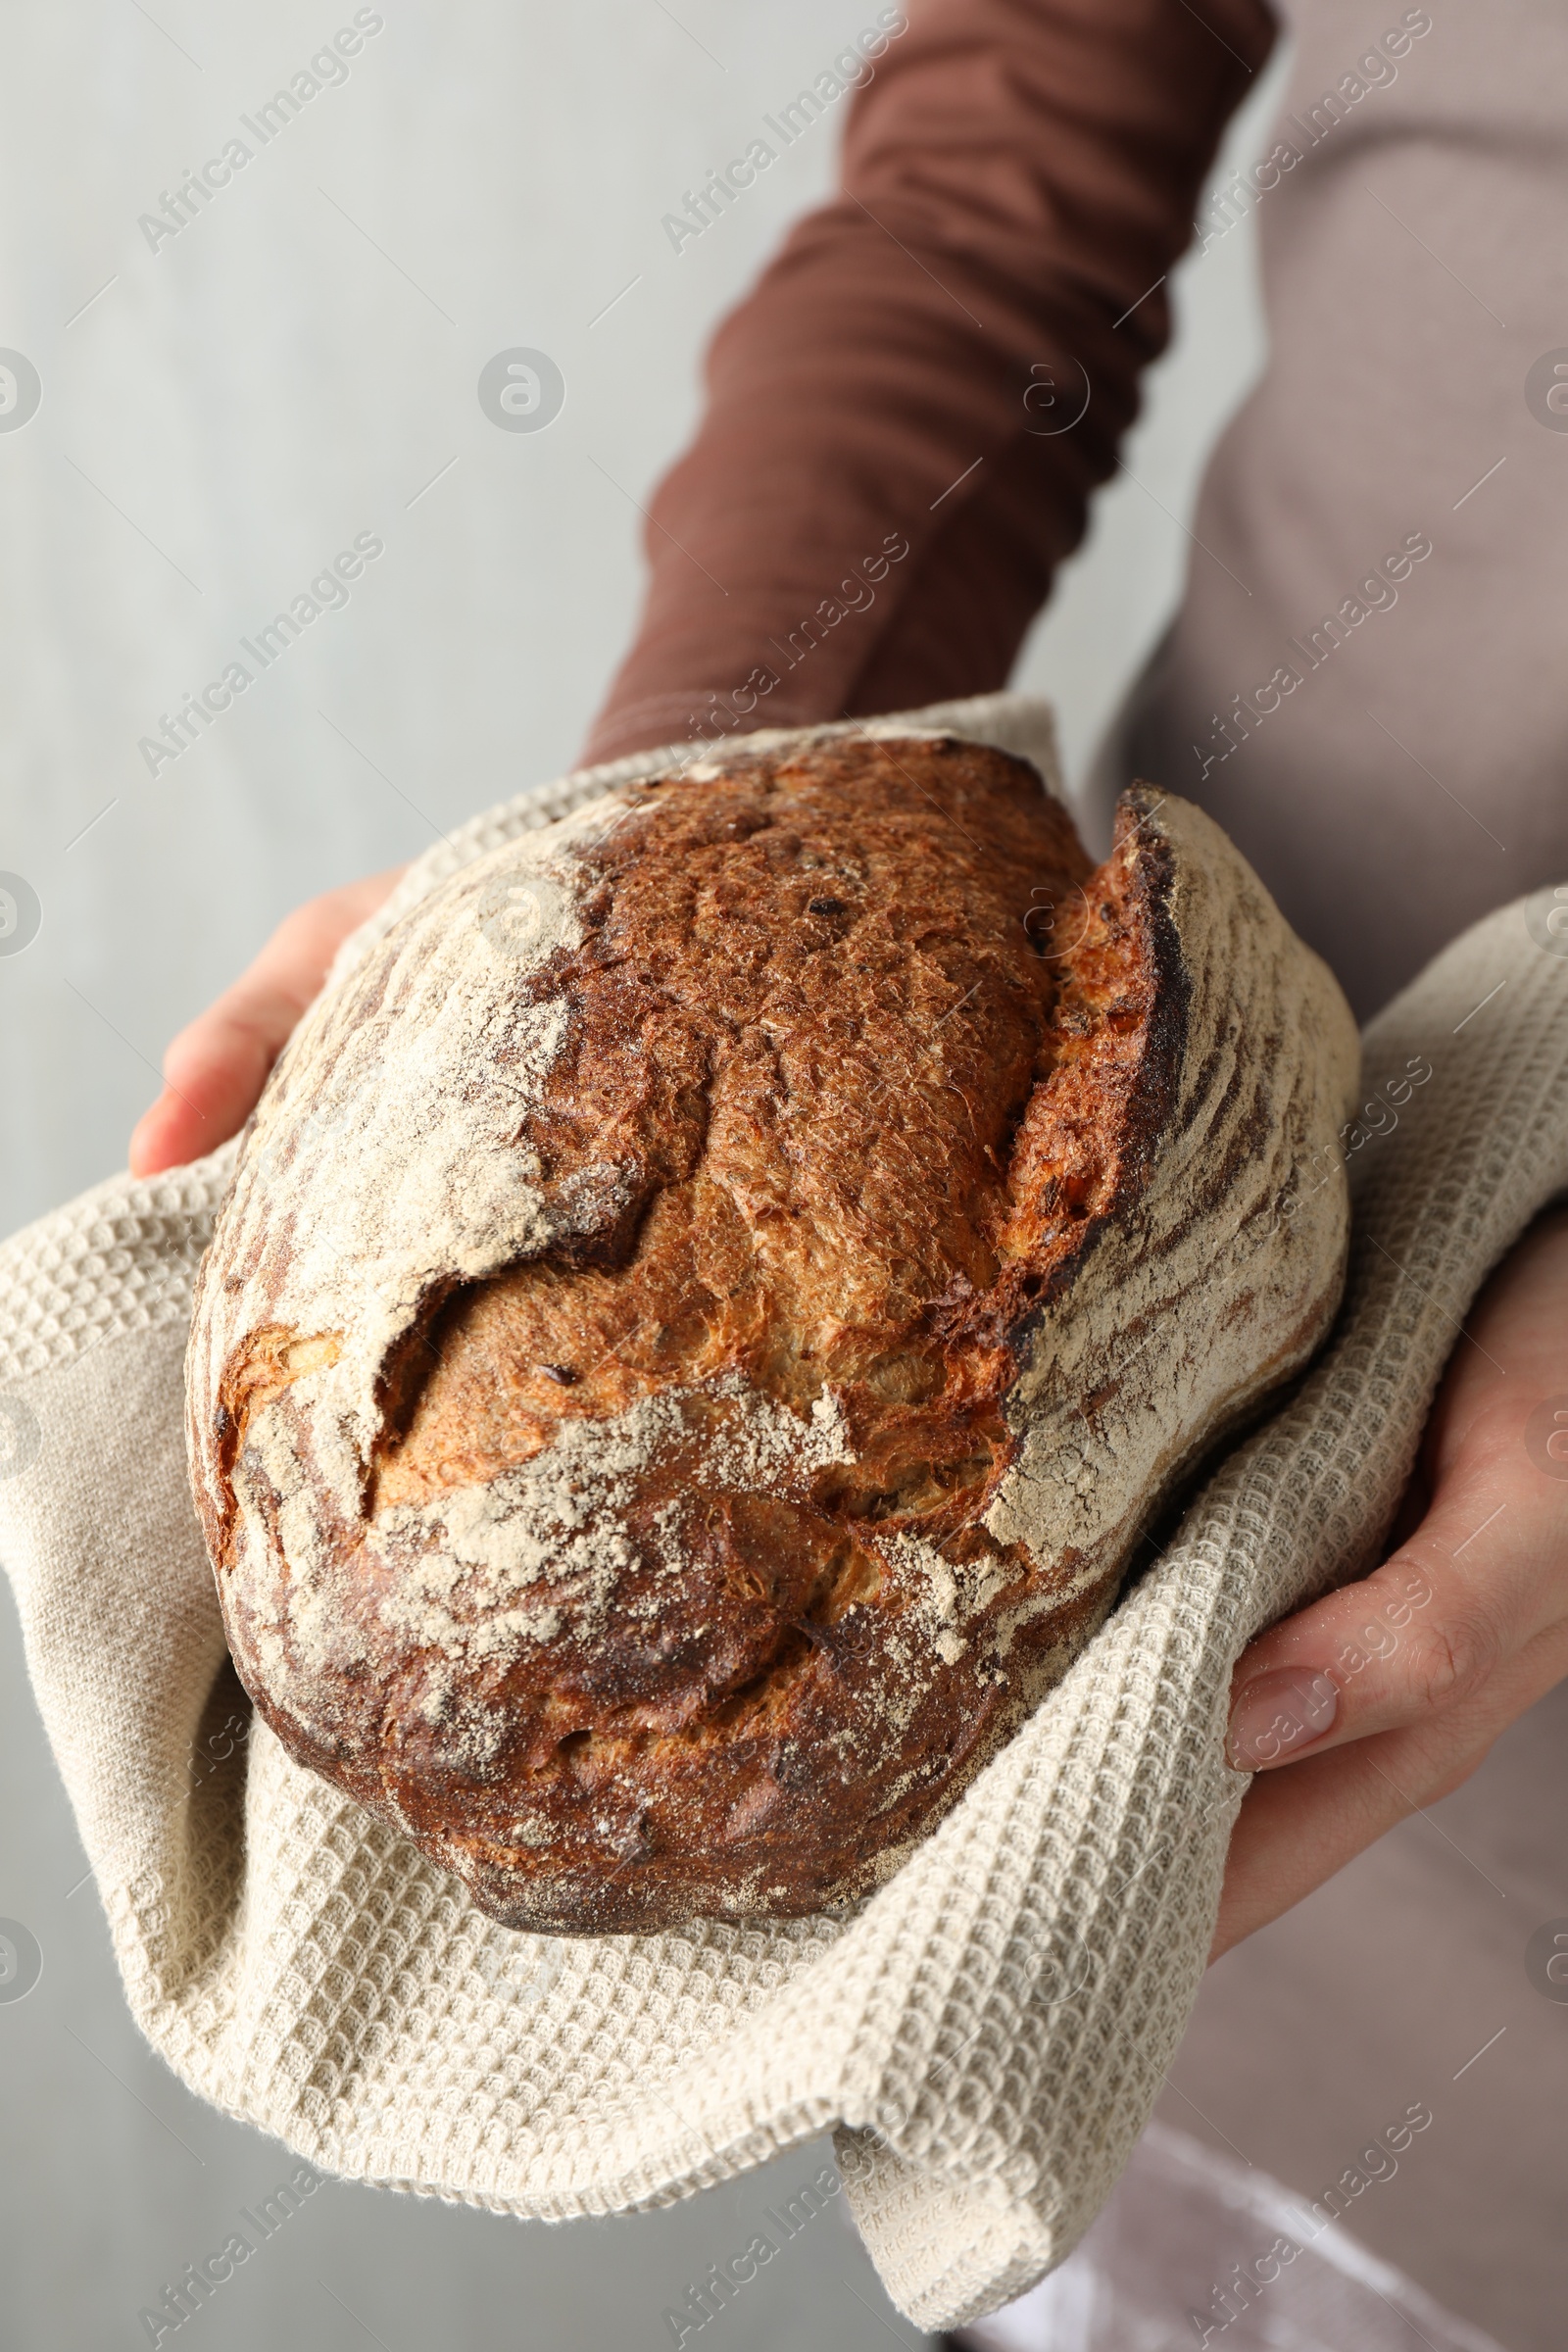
3,695,1567,2335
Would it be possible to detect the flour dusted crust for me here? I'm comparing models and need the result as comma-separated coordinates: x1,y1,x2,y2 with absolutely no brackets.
186,735,1359,1934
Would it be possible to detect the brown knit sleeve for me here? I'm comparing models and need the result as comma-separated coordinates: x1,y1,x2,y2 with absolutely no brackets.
580,0,1277,769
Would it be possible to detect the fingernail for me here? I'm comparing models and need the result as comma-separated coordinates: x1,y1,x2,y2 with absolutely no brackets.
1226,1669,1339,1769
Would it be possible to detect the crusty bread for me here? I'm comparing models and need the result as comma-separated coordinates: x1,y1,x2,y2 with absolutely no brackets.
186,734,1358,1933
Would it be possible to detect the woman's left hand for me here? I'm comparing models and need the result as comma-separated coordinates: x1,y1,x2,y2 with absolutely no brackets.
1211,1203,1568,1961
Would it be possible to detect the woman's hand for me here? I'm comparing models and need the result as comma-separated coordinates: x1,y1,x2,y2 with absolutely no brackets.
128,867,406,1177
1212,1203,1568,1960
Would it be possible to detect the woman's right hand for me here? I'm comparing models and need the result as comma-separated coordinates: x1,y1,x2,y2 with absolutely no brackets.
128,866,406,1178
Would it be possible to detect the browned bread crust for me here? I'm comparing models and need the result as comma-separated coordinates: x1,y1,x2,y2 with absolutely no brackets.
188,734,1357,1933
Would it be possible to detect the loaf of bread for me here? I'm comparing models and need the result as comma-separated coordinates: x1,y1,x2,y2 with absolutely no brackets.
186,733,1359,1934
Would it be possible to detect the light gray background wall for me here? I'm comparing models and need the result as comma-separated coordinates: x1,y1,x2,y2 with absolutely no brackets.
0,8,1425,2350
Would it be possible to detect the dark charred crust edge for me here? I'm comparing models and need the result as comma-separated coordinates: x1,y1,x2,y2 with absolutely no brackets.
1003,781,1191,1370
1111,781,1194,1187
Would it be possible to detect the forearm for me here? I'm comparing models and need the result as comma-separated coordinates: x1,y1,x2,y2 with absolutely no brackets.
582,0,1277,767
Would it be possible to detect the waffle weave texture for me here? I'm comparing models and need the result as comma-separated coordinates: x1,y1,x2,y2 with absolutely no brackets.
3,696,1566,2332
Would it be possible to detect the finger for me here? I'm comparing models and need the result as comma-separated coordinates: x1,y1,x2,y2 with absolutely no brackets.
128,989,307,1176
1224,1448,1567,1771
1212,1614,1568,1959
1210,1729,1493,1962
128,867,405,1176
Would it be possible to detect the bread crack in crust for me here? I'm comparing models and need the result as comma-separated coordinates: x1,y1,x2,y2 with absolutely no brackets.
187,734,1359,1932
